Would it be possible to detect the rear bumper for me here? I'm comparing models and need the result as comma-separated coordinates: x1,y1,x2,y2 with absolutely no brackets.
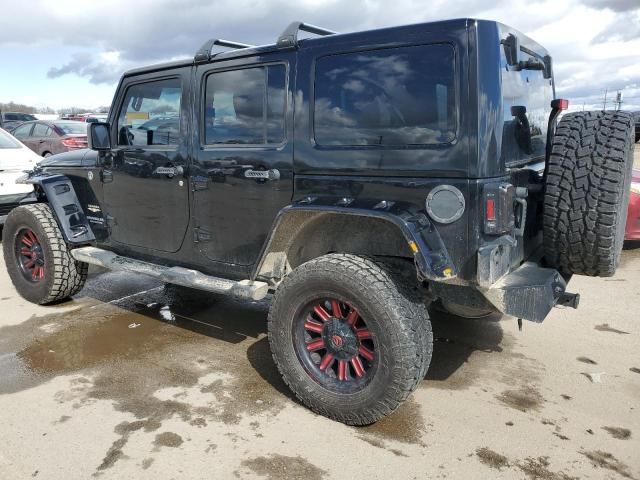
481,262,575,322
625,192,640,240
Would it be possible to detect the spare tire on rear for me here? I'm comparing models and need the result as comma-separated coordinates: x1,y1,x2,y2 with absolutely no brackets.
543,111,634,277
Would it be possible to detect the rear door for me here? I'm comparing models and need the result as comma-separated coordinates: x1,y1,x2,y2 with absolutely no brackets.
30,123,53,156
191,52,295,268
101,71,191,253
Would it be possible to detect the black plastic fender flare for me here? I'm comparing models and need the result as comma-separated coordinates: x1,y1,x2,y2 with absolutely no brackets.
21,173,95,245
252,200,457,283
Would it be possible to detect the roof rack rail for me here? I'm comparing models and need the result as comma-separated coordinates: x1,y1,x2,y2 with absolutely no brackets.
194,38,256,63
277,21,337,49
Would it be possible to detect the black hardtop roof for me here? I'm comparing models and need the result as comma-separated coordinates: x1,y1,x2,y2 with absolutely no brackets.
122,18,475,77
122,18,546,77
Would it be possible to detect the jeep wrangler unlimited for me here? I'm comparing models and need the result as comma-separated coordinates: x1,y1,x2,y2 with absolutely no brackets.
2,20,634,425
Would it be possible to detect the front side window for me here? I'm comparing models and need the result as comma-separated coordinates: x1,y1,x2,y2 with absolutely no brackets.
204,65,286,145
314,44,457,147
117,78,182,146
12,123,32,138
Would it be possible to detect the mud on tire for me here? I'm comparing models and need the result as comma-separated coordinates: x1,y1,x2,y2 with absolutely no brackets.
543,111,635,277
2,203,88,304
268,253,432,425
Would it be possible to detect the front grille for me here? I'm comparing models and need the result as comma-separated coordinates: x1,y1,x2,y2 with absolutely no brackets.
0,203,20,216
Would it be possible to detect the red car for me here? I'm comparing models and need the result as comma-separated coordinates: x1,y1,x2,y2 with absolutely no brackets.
625,169,640,240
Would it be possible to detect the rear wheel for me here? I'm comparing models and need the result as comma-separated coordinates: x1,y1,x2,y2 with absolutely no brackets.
2,204,88,304
268,253,432,425
544,111,635,276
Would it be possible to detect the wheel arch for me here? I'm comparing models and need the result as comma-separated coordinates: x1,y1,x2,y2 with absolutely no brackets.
20,173,95,245
252,203,458,284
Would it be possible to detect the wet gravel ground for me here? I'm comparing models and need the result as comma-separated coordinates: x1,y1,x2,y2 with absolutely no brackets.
0,247,639,479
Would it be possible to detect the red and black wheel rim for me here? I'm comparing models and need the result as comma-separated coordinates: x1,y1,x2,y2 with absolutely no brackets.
15,228,46,282
293,298,378,393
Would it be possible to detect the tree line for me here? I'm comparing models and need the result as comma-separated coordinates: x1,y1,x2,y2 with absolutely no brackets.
0,101,109,115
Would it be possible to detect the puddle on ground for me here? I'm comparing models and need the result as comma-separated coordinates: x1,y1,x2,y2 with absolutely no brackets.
580,450,636,479
240,454,327,480
153,432,183,449
0,282,290,473
602,426,632,440
496,385,545,412
476,447,509,470
358,399,426,445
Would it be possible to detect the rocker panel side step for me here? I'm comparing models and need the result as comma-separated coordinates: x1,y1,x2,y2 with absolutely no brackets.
70,246,269,300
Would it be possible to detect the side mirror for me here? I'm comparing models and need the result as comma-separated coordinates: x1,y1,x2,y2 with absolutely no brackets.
88,122,111,151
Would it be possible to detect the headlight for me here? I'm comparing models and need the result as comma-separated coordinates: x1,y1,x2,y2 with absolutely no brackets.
631,182,640,195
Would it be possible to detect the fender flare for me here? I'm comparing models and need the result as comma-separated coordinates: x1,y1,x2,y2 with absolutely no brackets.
21,173,95,245
252,201,457,283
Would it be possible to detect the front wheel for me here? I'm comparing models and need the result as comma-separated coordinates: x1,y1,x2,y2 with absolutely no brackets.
268,254,432,425
2,204,88,304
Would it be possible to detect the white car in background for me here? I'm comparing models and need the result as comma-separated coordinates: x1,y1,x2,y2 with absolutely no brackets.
0,128,40,224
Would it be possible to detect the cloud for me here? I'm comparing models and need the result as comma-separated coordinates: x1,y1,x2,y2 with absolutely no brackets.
47,52,127,84
581,0,639,12
1,0,640,109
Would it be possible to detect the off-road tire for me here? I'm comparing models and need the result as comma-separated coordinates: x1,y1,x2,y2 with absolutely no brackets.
268,253,432,425
2,203,88,304
544,111,635,276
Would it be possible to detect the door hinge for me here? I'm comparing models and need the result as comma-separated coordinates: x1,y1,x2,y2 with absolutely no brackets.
193,227,211,243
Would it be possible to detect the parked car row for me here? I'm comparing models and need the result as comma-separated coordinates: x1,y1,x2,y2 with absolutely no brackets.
0,128,41,224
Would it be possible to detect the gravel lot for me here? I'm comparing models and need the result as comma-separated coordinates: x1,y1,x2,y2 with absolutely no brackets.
0,149,638,480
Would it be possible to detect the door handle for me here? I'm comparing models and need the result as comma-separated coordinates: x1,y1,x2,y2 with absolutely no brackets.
244,169,280,181
102,169,113,183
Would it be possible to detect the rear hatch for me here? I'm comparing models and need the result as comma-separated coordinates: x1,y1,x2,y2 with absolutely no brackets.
498,23,554,168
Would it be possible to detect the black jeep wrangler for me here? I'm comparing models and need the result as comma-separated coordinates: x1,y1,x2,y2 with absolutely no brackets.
2,19,634,425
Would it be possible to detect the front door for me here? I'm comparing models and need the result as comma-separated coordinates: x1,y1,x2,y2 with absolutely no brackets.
191,53,295,268
102,73,190,253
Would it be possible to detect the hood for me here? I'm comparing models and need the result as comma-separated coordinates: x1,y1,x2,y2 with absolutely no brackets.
39,148,98,168
0,146,40,172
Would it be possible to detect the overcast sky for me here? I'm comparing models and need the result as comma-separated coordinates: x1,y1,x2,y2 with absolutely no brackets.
0,0,638,111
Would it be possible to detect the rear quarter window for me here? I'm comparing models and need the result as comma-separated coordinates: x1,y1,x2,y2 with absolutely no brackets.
313,44,457,147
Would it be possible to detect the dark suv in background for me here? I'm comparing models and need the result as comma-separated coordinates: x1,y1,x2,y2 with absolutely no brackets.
2,19,635,426
0,111,38,131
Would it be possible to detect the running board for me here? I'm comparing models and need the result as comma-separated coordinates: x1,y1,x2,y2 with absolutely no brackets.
70,246,269,301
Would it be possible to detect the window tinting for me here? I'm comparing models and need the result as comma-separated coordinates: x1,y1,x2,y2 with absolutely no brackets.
499,40,553,164
32,123,51,137
117,78,182,146
55,122,88,135
12,123,32,138
314,44,456,146
204,65,286,145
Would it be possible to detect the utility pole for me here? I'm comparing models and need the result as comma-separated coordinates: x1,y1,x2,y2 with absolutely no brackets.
602,88,608,111
615,91,622,111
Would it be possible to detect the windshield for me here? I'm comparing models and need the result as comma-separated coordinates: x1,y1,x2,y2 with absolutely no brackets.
55,122,87,135
0,129,22,149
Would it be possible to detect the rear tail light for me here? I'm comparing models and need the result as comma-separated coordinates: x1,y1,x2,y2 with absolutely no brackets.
61,136,88,149
551,98,569,111
483,183,515,235
486,199,496,222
